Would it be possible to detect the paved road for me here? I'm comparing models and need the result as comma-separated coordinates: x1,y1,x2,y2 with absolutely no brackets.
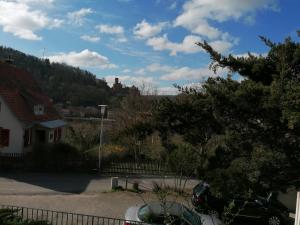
0,172,198,194
0,172,198,218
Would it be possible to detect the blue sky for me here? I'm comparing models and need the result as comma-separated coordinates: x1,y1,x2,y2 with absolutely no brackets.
0,0,299,94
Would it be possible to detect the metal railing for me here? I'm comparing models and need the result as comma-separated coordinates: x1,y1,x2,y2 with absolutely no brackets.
0,153,25,157
102,162,174,176
0,205,148,225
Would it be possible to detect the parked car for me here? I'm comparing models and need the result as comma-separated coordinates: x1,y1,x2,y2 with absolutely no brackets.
191,182,293,225
124,202,222,225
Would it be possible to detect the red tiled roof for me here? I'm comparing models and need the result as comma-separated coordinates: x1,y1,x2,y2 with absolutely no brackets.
0,63,61,123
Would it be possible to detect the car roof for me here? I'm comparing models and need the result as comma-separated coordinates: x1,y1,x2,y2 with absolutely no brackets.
145,202,186,216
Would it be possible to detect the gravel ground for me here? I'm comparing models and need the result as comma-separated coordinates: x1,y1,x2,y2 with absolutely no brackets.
0,172,198,218
0,192,161,218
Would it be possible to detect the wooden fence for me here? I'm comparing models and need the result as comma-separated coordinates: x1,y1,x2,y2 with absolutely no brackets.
0,153,25,170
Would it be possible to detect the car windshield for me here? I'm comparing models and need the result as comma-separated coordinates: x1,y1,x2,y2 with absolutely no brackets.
138,204,164,223
194,183,207,195
138,203,202,225
138,205,152,222
182,206,202,225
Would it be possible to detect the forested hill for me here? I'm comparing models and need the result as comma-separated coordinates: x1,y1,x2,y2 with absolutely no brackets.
0,46,129,106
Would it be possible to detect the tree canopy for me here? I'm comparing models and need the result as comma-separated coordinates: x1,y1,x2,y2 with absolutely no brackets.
153,33,300,196
0,46,138,106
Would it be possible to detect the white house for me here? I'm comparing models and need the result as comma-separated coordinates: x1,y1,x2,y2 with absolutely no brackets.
0,62,66,154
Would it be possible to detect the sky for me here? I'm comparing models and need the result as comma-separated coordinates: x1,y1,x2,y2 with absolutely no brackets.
0,0,299,95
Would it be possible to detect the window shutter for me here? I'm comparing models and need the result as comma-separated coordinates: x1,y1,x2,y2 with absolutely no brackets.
1,129,10,147
54,129,58,142
24,129,31,147
0,127,2,147
58,128,62,141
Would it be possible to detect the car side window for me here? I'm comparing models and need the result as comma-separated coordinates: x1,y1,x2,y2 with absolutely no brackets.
162,215,188,225
151,215,164,224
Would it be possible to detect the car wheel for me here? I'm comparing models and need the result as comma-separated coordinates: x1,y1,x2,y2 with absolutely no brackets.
208,209,220,218
267,215,282,225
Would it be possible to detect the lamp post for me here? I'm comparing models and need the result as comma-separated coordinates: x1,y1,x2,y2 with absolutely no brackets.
295,192,300,225
98,105,107,170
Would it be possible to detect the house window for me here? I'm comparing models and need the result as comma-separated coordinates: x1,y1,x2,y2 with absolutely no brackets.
0,128,10,147
34,105,44,115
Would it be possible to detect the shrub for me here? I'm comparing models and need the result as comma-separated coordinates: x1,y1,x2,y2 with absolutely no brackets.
132,181,140,191
0,209,50,225
27,142,93,172
152,181,162,193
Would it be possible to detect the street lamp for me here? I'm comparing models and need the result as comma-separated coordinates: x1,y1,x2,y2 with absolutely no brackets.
98,104,107,170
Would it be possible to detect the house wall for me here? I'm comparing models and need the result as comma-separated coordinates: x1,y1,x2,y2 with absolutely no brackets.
0,96,24,153
32,126,65,145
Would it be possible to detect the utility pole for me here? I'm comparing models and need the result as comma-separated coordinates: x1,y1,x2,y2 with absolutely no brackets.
42,47,46,59
295,192,300,225
98,105,107,171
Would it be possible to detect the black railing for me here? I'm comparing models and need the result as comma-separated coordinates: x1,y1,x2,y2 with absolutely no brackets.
0,154,174,176
0,205,149,225
0,153,24,157
102,162,174,176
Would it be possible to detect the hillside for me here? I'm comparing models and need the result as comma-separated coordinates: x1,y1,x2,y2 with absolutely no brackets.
0,46,134,106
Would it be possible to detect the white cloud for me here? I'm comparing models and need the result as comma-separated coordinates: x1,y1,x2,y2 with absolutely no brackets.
147,33,234,55
135,68,146,75
48,49,117,69
157,86,179,95
160,66,218,81
209,40,235,54
80,35,100,43
174,0,278,39
117,0,132,2
18,0,54,5
146,63,174,73
169,1,177,10
122,69,131,73
133,63,226,82
67,8,93,26
96,24,124,34
0,1,62,40
133,20,168,39
96,24,127,42
116,36,128,43
147,34,202,56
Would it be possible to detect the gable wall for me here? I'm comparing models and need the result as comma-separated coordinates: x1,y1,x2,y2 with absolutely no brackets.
0,96,24,153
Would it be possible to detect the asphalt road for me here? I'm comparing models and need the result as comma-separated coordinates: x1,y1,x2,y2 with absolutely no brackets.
0,172,198,218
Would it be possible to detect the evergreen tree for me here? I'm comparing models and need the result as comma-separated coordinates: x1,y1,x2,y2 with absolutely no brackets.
154,32,300,196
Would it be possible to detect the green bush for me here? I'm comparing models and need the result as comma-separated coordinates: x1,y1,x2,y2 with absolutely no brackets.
0,209,50,225
132,181,140,191
27,142,95,171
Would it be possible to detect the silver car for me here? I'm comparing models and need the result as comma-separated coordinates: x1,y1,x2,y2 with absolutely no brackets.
124,202,222,225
